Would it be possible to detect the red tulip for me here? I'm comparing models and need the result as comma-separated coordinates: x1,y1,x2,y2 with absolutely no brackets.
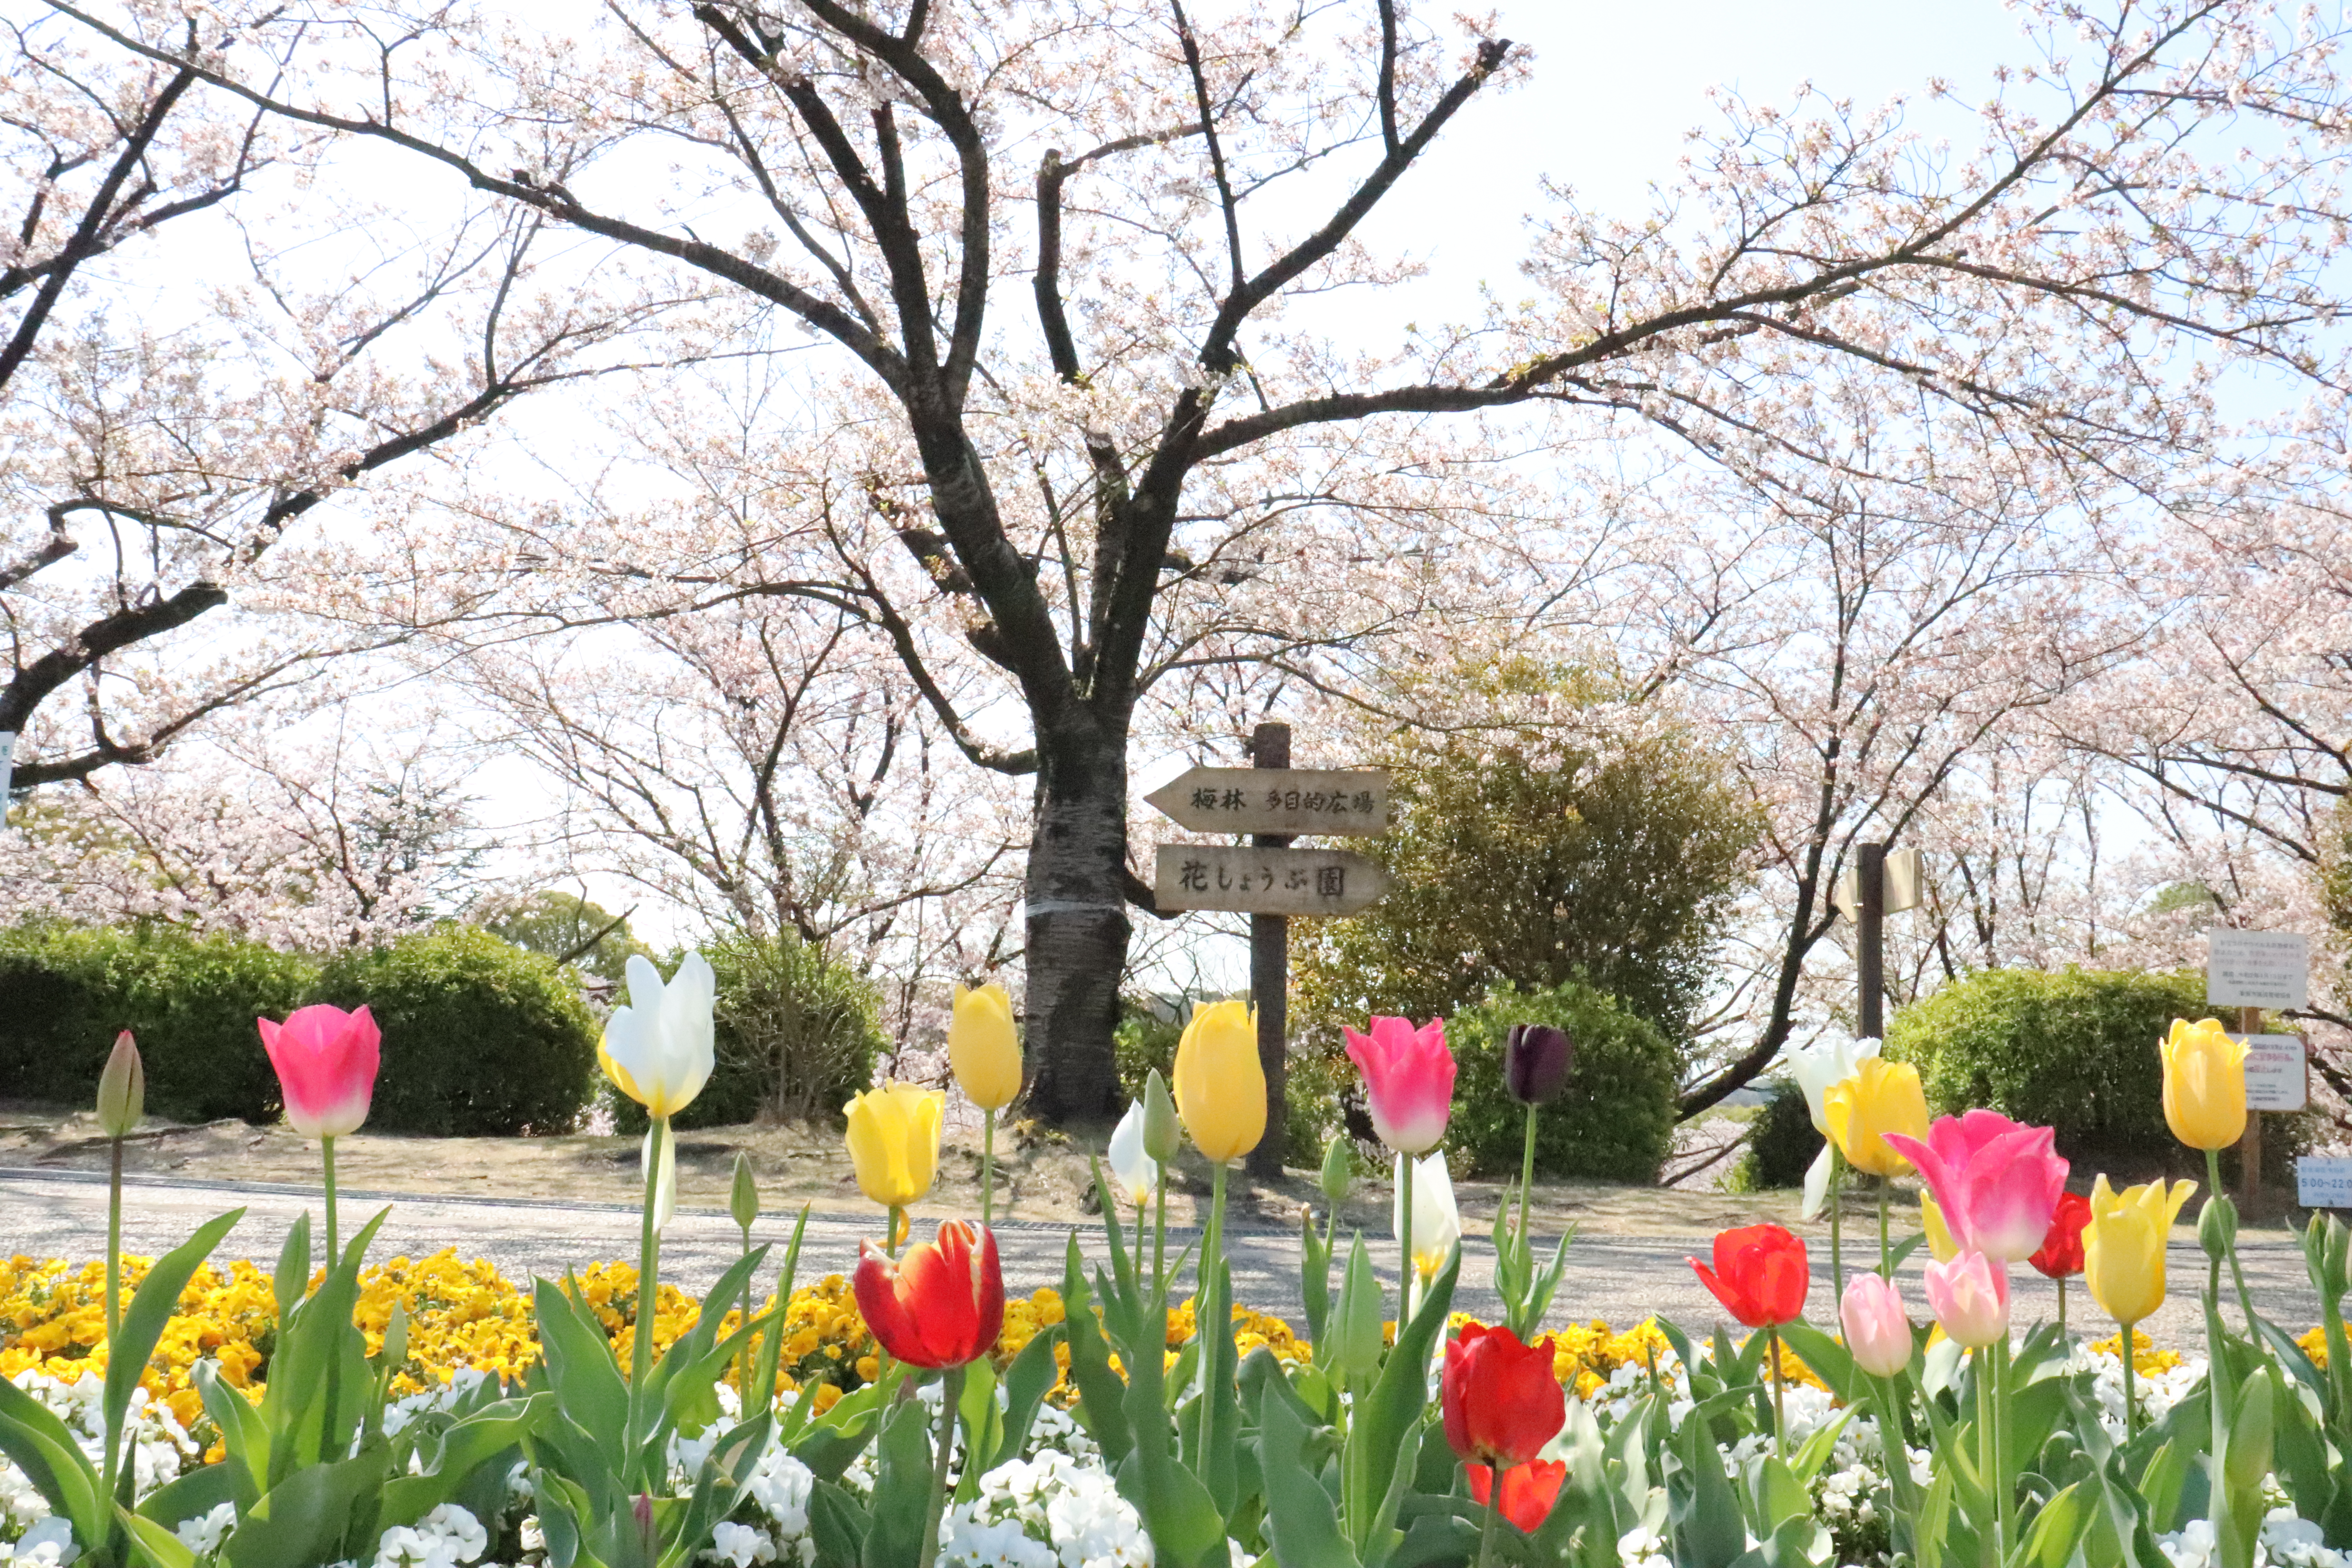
2029,1190,2092,1280
1690,1224,1809,1328
257,1004,381,1138
1442,1323,1564,1469
1468,1459,1567,1532
853,1220,1005,1368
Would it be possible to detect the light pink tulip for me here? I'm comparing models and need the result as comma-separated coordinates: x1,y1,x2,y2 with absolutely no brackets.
1840,1272,1915,1377
1343,1016,1455,1155
1923,1250,2010,1349
258,1004,381,1138
1882,1110,2068,1263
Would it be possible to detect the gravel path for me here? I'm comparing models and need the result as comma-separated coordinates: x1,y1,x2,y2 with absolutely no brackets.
1,1168,2326,1349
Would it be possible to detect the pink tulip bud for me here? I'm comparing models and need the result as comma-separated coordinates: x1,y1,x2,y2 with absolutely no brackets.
1343,1015,1455,1155
1923,1250,2010,1350
1839,1272,1915,1377
257,1004,381,1138
1883,1109,2069,1263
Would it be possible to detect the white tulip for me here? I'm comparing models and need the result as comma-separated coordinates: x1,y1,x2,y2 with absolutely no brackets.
1788,1033,1881,1218
1107,1100,1157,1209
1393,1151,1459,1278
601,952,717,1119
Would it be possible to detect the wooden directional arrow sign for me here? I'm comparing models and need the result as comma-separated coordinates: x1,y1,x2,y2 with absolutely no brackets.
1154,845,1389,916
1144,767,1390,836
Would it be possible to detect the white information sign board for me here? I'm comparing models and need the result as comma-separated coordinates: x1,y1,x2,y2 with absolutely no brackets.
2236,1034,2309,1111
2301,1156,2352,1209
2207,929,2310,1011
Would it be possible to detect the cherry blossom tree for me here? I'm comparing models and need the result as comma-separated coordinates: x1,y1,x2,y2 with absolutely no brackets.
0,698,496,947
0,9,678,804
49,0,2352,1121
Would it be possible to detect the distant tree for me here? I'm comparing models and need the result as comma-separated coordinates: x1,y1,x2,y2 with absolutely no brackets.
1292,664,1757,1052
481,891,650,988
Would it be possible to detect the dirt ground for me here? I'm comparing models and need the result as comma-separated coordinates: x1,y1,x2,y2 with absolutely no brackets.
0,1100,1844,1240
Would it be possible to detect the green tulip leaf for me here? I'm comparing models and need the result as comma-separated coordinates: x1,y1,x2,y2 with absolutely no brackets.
116,1504,199,1568
1254,1379,1360,1568
860,1398,934,1568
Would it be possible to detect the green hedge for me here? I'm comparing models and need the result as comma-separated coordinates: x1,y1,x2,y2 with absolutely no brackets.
1444,981,1681,1183
1887,965,2208,1171
1733,1078,1820,1191
611,931,884,1133
312,926,599,1135
0,921,598,1134
0,923,314,1123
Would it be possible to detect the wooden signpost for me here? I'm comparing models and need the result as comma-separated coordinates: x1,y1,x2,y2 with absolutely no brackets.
1148,722,1392,1178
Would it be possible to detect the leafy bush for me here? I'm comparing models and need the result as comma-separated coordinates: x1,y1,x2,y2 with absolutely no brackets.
1292,661,1758,1050
313,925,599,1135
0,922,316,1122
1731,1078,1820,1191
1443,980,1681,1182
1886,966,2205,1170
612,931,884,1132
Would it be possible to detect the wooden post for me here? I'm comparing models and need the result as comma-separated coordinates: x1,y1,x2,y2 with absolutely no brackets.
2241,1004,2264,1212
1856,842,1887,1039
1246,722,1292,1180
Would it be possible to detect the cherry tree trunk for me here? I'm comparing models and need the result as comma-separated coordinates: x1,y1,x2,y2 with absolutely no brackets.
1022,725,1132,1123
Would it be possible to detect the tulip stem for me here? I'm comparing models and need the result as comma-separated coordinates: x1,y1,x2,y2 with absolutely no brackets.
1828,1146,1843,1301
1993,1330,2014,1550
1198,1161,1229,1463
1474,1462,1502,1568
2056,1276,2066,1337
105,1134,123,1344
2205,1147,2258,1334
1976,1350,1996,1547
633,1116,666,1400
1398,1153,1415,1325
2120,1328,2138,1439
1516,1106,1539,1253
1766,1322,1786,1458
917,1363,964,1568
888,1204,904,1259
981,1108,996,1226
322,1134,339,1267
1152,1166,1167,1306
1878,1175,1891,1279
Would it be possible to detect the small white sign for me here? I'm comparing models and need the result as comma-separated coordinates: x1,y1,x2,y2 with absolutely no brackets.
2207,929,2309,1011
2237,1034,2309,1112
2301,1156,2352,1209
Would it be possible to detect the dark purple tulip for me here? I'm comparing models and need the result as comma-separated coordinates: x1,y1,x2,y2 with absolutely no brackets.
1503,1024,1574,1105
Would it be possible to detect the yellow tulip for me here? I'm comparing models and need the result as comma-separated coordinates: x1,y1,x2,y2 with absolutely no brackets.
843,1083,944,1209
1919,1191,1959,1264
2083,1173,2197,1327
2161,1017,2248,1151
1173,999,1265,1164
1823,1059,1930,1178
949,983,1023,1111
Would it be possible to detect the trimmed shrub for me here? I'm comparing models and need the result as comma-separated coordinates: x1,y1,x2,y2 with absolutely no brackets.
1444,981,1680,1182
0,922,316,1123
1733,1079,1820,1191
1887,965,2210,1173
313,925,600,1135
612,932,884,1132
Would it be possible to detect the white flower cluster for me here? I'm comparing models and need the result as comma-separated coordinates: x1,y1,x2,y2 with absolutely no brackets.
383,1370,501,1439
0,1369,198,1563
2157,1508,2352,1567
938,1452,1150,1568
374,1504,492,1568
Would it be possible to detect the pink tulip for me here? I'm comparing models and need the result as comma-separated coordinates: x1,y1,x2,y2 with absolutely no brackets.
1343,1015,1455,1154
1840,1272,1915,1377
1882,1110,2068,1263
258,1004,381,1138
1923,1250,2010,1349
